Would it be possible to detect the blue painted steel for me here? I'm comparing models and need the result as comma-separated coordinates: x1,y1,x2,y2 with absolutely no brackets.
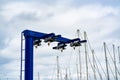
24,36,34,80
55,38,86,45
23,30,55,39
22,29,87,80
53,43,67,50
23,30,57,80
80,40,87,43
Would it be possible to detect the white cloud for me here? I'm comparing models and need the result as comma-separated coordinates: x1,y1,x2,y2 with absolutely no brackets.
0,1,120,80
0,2,54,21
0,36,20,59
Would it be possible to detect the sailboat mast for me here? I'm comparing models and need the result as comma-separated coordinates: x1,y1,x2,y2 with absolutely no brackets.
77,29,82,80
113,44,118,80
92,50,97,80
65,68,68,80
84,31,88,80
57,56,59,80
69,68,72,80
76,64,80,80
103,42,110,80
38,72,40,80
118,46,120,64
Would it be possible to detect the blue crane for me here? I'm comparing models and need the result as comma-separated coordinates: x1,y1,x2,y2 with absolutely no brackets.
21,29,87,80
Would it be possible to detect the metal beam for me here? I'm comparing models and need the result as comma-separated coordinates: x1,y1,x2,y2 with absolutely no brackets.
24,36,34,80
21,29,87,80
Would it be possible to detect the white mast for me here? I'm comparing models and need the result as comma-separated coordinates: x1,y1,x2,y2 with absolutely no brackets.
84,31,88,80
104,42,110,80
113,44,118,80
77,29,82,80
57,56,60,80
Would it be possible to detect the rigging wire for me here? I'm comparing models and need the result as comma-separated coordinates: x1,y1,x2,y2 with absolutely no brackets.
86,32,107,78
87,50,105,80
92,50,97,80
87,51,97,80
106,45,120,76
94,58,103,80
50,56,57,80
94,54,107,77
107,61,115,79
76,29,104,80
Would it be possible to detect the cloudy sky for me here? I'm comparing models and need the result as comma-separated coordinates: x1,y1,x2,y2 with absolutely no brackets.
0,0,120,80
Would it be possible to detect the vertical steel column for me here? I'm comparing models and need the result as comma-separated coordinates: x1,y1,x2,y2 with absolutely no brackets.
25,36,34,80
20,33,23,80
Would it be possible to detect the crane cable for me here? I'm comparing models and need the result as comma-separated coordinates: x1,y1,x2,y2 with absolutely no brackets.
58,48,74,80
66,48,74,80
50,56,58,80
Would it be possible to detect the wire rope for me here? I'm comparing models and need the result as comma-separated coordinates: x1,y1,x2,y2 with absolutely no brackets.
107,61,115,80
86,32,107,78
106,45,120,76
94,59,103,80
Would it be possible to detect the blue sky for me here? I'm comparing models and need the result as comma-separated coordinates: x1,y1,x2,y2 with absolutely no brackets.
0,0,120,80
